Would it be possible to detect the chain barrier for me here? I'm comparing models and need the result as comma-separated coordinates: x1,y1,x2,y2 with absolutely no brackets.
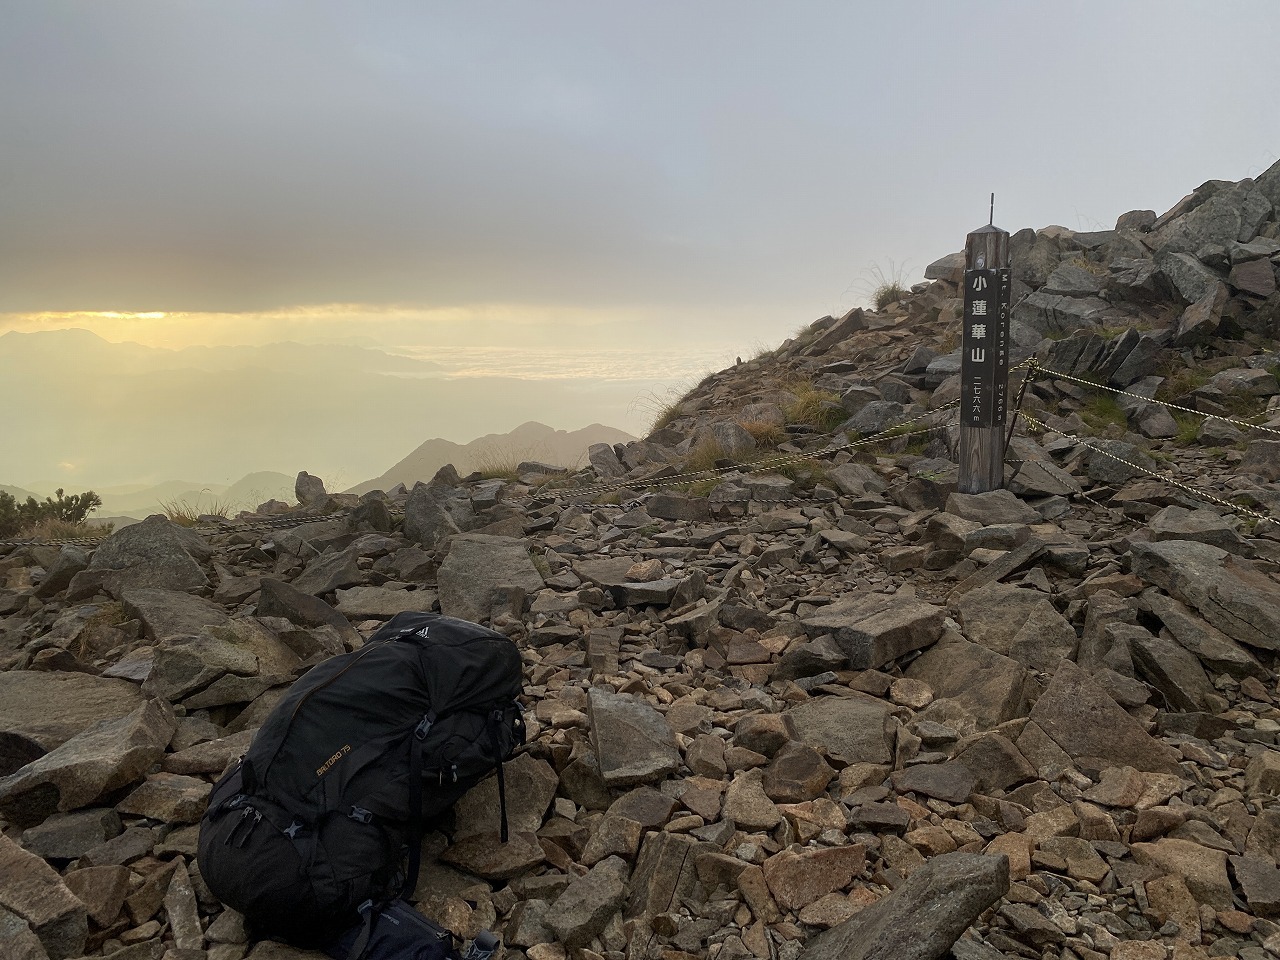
1030,360,1280,438
1017,410,1276,523
0,407,961,550
0,511,352,549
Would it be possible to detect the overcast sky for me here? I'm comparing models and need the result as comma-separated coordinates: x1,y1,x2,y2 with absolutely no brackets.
2,2,1279,479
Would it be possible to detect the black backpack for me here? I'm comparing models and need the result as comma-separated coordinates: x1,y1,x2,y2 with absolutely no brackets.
197,612,526,948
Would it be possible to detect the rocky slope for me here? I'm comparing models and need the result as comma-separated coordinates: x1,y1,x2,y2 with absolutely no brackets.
2,158,1280,960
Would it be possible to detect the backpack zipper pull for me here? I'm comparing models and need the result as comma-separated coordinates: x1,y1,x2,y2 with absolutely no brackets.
223,806,254,847
237,810,263,848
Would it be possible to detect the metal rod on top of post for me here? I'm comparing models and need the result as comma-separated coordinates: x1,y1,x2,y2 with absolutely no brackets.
957,199,1011,493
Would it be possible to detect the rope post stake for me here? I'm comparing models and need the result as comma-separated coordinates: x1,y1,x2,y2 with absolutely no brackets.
958,218,1011,493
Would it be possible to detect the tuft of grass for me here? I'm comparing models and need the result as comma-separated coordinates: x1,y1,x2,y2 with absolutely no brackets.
864,261,911,311
738,419,786,449
1172,413,1202,446
684,439,729,476
18,517,114,541
685,478,722,498
782,378,846,431
874,281,908,310
1079,394,1128,431
469,450,520,481
161,492,231,527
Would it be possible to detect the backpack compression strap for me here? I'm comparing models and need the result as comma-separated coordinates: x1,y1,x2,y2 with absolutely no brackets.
488,710,510,843
401,710,436,899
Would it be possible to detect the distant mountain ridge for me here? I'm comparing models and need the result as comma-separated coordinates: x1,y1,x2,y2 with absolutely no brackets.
348,421,636,494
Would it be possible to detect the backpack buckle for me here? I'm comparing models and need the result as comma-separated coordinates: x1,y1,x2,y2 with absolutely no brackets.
415,711,436,740
349,806,374,824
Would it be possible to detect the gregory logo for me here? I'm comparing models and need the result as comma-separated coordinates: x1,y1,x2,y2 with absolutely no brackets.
415,626,430,638
316,744,351,777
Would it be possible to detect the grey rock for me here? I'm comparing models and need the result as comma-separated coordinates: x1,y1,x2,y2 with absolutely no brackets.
1126,625,1216,711
120,587,230,643
1130,539,1280,651
437,534,544,622
1077,438,1158,486
1159,252,1225,304
588,442,627,479
800,593,944,670
291,547,362,596
1143,592,1267,680
69,515,209,599
257,578,361,647
0,701,175,828
1029,659,1182,774
403,475,474,548
1149,505,1252,556
334,586,437,619
587,689,680,788
452,753,557,840
143,632,259,703
786,695,893,765
34,547,90,600
826,463,887,497
906,634,1028,729
548,855,630,949
294,471,327,507
844,401,905,437
0,672,145,753
1240,439,1280,482
17,808,123,861
1043,263,1104,297
890,762,976,803
956,582,1076,674
691,420,757,458
0,833,88,960
945,490,1040,526
0,904,51,960
799,852,1008,960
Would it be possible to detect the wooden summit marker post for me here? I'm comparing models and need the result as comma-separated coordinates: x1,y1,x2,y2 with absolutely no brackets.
958,211,1011,493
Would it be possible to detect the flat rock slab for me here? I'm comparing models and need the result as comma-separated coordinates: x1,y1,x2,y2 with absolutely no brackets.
763,844,866,911
956,582,1076,674
945,490,1041,526
292,547,363,597
1130,539,1280,651
452,753,558,840
0,832,88,960
799,852,1008,960
587,689,680,788
0,701,175,828
0,672,146,753
120,588,231,644
801,593,944,670
334,586,438,619
437,534,545,623
785,695,893,765
906,635,1028,730
890,762,977,803
1030,660,1182,775
68,515,209,599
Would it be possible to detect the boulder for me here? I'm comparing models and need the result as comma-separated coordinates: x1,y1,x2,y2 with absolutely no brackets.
68,515,209,599
0,672,145,754
1029,660,1181,774
0,833,88,960
905,634,1028,729
786,696,893,765
799,593,944,670
437,534,544,622
119,587,230,643
0,701,175,827
1130,539,1280,651
587,689,680,788
955,582,1076,674
799,852,1009,960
